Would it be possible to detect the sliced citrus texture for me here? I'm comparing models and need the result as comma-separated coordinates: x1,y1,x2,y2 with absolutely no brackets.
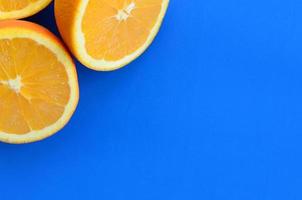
55,0,169,71
0,20,79,144
0,0,52,20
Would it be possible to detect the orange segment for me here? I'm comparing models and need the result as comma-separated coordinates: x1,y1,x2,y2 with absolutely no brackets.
55,0,169,71
0,89,30,134
0,0,52,20
0,20,79,144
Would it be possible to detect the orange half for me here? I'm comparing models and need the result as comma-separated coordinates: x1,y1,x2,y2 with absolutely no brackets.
0,20,79,144
0,0,52,20
55,0,169,71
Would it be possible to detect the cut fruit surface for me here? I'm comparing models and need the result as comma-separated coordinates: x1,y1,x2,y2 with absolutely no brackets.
0,0,52,20
55,0,169,71
0,20,79,144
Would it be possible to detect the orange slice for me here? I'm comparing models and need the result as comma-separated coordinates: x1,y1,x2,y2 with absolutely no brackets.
0,20,79,144
0,0,52,20
55,0,169,71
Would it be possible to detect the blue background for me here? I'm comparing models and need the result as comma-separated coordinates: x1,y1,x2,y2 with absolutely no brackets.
1,0,302,199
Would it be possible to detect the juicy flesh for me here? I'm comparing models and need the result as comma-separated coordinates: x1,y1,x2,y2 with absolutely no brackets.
82,0,163,61
0,0,39,12
0,38,70,134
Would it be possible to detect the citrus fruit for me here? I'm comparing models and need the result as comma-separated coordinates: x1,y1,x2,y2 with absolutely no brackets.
0,0,52,20
55,0,169,71
0,20,79,144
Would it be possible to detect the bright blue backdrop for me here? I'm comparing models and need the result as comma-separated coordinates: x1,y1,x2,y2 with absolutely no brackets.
1,0,302,199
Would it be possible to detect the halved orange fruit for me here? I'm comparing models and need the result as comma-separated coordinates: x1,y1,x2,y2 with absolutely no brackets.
0,20,79,144
0,0,52,20
55,0,169,71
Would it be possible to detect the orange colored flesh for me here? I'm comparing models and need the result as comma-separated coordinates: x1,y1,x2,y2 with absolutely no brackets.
82,0,162,61
0,21,73,135
0,0,39,12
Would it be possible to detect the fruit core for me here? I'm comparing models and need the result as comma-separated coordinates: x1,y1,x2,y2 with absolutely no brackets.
1,75,22,93
116,2,136,21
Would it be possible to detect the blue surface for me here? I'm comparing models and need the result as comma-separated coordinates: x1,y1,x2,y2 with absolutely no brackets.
1,1,302,199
